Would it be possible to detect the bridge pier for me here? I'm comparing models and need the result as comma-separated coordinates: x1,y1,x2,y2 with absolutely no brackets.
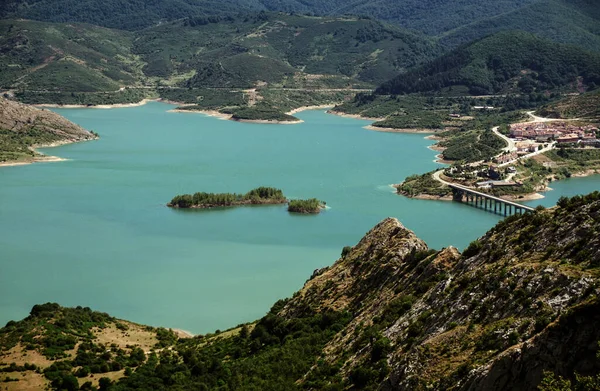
450,185,534,216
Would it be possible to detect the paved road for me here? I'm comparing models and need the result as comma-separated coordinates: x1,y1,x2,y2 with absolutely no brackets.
526,111,581,123
497,141,556,168
492,126,516,152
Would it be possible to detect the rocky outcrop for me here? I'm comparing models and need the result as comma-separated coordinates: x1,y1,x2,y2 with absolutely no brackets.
279,195,600,390
0,97,95,143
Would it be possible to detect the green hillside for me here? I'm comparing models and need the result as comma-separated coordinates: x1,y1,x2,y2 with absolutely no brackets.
0,14,437,91
0,0,264,30
134,13,438,87
536,89,600,121
376,31,600,96
441,0,600,51
0,0,541,35
0,20,142,92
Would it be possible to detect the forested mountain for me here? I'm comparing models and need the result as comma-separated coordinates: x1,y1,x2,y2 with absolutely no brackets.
440,0,600,51
0,0,263,31
141,13,438,87
0,20,140,92
0,13,438,92
376,31,600,96
3,193,600,390
0,0,542,33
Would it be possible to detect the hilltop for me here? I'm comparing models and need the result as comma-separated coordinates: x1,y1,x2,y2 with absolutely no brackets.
0,98,97,164
376,31,600,97
2,192,600,390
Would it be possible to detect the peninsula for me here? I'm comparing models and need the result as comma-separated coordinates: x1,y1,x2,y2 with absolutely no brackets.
0,98,98,167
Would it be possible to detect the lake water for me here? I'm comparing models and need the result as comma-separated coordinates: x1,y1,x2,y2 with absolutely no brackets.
1,102,598,333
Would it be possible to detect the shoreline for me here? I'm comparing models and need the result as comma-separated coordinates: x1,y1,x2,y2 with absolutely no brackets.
0,156,68,167
326,110,385,121
364,125,439,134
168,199,288,209
234,118,303,125
171,328,195,339
501,192,546,201
36,98,154,110
168,108,303,124
286,104,335,115
168,108,233,120
0,137,97,168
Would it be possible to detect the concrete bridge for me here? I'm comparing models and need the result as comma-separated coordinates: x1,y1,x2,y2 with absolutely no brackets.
448,183,535,216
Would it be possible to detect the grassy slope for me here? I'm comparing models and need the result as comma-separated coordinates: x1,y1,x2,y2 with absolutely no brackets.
440,0,600,51
536,89,600,121
0,20,142,91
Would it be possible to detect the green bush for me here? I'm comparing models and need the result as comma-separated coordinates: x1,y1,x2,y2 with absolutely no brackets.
288,198,324,214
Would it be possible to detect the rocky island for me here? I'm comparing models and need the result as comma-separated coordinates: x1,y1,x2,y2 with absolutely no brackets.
167,187,287,209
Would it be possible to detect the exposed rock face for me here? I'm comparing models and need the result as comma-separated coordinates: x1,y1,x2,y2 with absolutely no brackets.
0,97,95,143
280,197,600,390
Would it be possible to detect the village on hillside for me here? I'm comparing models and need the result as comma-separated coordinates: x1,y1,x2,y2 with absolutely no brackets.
440,120,599,193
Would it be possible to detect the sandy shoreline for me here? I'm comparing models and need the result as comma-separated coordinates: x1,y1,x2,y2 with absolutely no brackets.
169,108,233,120
168,108,303,124
171,328,195,338
327,110,385,121
235,118,303,125
364,125,439,134
36,98,154,109
287,104,335,115
0,156,68,167
0,138,97,168
502,192,546,201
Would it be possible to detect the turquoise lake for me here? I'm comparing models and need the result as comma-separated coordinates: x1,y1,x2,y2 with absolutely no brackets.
1,102,599,333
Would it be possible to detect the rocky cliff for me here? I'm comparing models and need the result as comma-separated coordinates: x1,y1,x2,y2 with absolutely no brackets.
1,193,599,390
278,193,600,390
0,97,96,163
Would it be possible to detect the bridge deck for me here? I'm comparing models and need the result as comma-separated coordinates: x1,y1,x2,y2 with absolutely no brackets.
448,183,535,211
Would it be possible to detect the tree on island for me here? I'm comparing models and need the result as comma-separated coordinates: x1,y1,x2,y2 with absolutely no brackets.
288,198,325,214
168,187,286,208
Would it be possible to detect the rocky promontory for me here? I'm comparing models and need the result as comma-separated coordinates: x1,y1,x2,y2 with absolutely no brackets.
0,97,98,164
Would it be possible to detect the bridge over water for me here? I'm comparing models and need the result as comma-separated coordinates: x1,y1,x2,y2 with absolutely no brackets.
448,183,534,216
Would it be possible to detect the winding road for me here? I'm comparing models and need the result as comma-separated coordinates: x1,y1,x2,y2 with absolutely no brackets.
492,126,516,152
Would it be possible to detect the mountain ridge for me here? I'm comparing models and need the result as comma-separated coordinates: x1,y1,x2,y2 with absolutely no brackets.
376,31,600,96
